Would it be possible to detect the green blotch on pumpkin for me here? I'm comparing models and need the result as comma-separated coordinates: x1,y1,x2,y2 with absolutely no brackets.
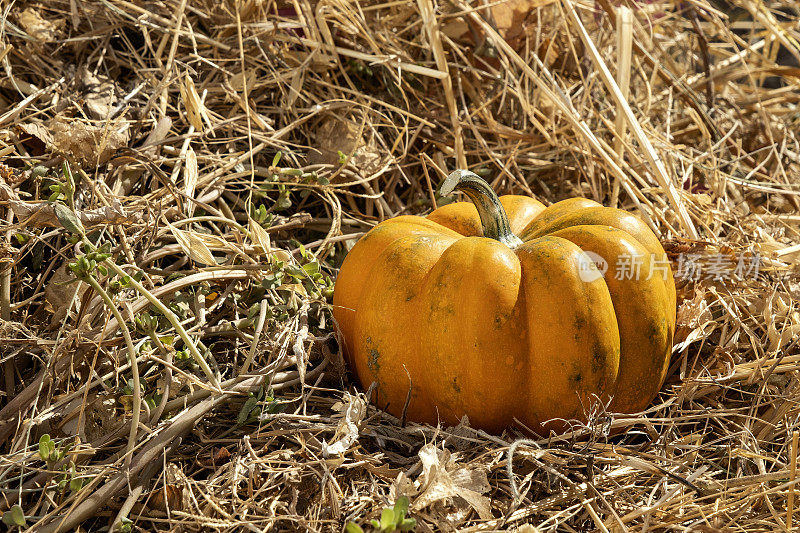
591,343,607,372
367,348,381,374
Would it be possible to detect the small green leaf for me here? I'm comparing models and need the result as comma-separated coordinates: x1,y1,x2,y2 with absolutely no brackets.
54,202,85,236
39,434,52,461
68,462,82,492
271,151,282,167
380,507,396,530
302,262,319,275
237,396,259,425
119,517,133,533
276,194,292,210
345,523,365,533
2,504,26,527
264,397,283,414
63,161,75,190
284,265,306,279
399,518,416,531
262,272,283,290
31,165,48,178
394,496,409,521
70,476,83,492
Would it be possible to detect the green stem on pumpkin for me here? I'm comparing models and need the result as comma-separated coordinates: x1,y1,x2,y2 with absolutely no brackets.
440,170,524,248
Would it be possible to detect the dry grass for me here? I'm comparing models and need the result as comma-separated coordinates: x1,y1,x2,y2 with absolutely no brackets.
1,0,800,531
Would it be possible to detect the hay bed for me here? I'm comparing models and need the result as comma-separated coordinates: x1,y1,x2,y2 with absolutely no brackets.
1,0,800,531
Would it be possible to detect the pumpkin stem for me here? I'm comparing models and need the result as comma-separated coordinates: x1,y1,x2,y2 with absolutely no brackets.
440,170,524,248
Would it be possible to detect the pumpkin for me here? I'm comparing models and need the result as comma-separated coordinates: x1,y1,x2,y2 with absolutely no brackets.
333,170,676,434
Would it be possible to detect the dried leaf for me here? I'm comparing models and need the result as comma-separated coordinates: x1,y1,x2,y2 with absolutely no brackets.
168,224,217,265
287,68,305,109
45,264,84,328
676,288,713,330
18,7,62,42
321,392,367,457
17,122,54,148
674,288,715,350
81,68,118,119
308,116,384,177
402,443,492,520
147,484,183,512
10,200,134,228
230,70,256,93
133,463,187,517
184,147,198,212
198,446,232,468
50,117,129,167
442,18,470,39
248,217,272,256
492,0,556,40
142,116,173,151
444,0,556,43
179,75,206,131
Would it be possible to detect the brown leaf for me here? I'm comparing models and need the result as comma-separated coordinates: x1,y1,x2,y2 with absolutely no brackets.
492,0,555,41
397,443,493,521
18,7,62,42
44,264,84,328
147,484,183,512
0,163,25,187
248,216,272,256
80,68,118,120
444,0,556,44
50,117,129,167
198,446,231,468
183,147,198,215
142,116,173,152
179,75,207,131
321,392,367,457
168,224,217,265
308,116,384,177
17,122,53,156
10,200,135,228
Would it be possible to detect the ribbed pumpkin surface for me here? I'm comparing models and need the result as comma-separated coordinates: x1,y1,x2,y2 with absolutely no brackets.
334,186,675,434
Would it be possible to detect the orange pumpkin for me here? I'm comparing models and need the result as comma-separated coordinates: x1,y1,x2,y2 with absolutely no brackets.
333,170,675,434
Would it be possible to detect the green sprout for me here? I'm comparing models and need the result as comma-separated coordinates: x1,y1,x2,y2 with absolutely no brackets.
1,504,26,528
346,496,416,533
